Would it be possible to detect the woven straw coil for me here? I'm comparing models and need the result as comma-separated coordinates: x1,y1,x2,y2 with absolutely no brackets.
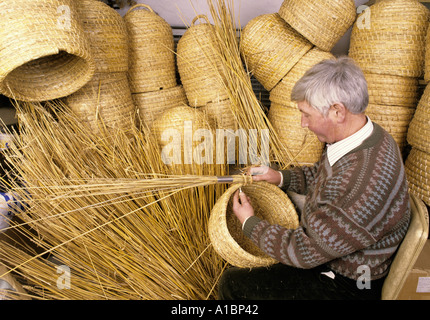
240,13,312,92
425,24,430,83
365,73,419,107
405,147,430,206
208,182,299,268
349,0,429,78
124,4,176,93
268,102,324,166
133,85,188,129
278,0,356,52
366,103,415,150
64,72,136,134
151,105,214,160
177,15,229,107
0,0,95,102
270,48,334,106
200,99,237,131
78,0,128,73
407,84,430,153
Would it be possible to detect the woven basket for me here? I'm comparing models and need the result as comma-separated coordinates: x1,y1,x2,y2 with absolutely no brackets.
151,105,214,158
366,103,415,150
240,13,312,92
270,48,334,106
0,0,95,102
124,4,176,93
349,0,429,78
78,0,128,73
365,73,419,107
63,72,136,134
405,147,430,206
425,25,430,83
208,181,299,268
278,0,356,52
268,102,324,166
177,15,229,107
200,99,237,131
133,85,188,129
407,84,430,153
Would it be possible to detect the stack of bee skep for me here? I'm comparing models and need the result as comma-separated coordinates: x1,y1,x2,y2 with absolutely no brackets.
63,0,136,135
176,15,236,131
124,4,188,129
405,25,430,207
349,0,429,154
240,0,356,166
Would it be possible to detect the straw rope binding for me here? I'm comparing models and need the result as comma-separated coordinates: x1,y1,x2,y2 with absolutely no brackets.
0,0,95,101
278,0,356,52
208,181,299,268
78,0,129,73
124,4,177,93
349,0,429,78
407,83,430,153
240,13,312,92
405,147,430,206
177,15,230,107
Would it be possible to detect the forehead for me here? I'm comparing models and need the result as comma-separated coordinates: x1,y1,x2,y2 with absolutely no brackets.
296,101,314,113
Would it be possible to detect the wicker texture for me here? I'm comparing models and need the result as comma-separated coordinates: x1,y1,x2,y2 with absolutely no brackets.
407,84,430,153
64,72,136,134
365,103,415,151
200,99,237,131
365,73,419,108
78,0,128,73
425,24,430,83
278,0,356,51
208,182,299,268
268,102,324,166
177,15,229,107
133,85,188,129
151,105,214,151
405,147,430,206
349,0,429,78
0,0,95,101
240,13,312,92
270,48,334,106
124,4,176,93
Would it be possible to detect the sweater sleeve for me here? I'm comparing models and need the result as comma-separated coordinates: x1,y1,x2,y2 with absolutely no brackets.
280,162,320,195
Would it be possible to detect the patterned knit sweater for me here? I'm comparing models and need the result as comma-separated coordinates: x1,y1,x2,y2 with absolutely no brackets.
243,123,411,280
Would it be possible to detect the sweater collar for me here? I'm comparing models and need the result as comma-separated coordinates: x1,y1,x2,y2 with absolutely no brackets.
326,116,374,167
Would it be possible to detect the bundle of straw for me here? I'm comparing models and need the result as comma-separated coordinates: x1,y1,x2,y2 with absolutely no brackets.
0,100,230,300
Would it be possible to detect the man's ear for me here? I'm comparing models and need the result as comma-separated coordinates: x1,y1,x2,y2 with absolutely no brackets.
330,103,347,122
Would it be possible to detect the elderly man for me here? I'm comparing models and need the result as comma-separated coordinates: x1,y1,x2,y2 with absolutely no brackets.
218,56,410,300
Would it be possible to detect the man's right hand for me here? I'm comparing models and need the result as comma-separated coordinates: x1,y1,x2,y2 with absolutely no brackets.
248,165,283,186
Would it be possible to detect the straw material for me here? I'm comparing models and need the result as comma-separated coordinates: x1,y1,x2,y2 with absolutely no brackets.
407,84,430,153
133,85,188,129
366,103,415,150
200,99,238,131
405,147,430,206
278,0,356,52
365,73,419,107
78,0,129,73
270,48,334,106
63,72,136,134
349,0,429,78
177,15,229,107
208,181,299,268
151,105,214,151
425,24,430,83
240,13,312,92
0,0,95,101
268,102,324,166
124,4,177,93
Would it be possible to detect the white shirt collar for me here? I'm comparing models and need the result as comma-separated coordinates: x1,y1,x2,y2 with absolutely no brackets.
326,116,374,166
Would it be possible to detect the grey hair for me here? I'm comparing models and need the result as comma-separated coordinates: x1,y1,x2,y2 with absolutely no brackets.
290,56,369,115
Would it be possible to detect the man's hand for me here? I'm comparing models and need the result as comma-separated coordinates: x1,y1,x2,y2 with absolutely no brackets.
248,165,283,186
232,189,254,225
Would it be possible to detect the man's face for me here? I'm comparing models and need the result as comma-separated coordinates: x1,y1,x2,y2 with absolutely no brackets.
297,100,336,144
